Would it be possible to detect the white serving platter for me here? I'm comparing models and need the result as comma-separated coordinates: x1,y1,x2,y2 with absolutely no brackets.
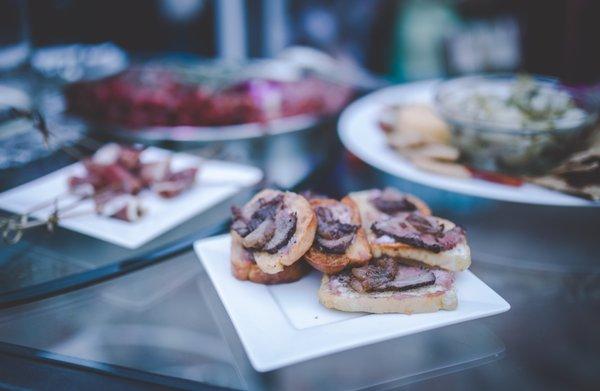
0,148,262,248
194,234,510,372
338,80,596,207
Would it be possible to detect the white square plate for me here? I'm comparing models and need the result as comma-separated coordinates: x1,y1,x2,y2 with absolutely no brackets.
0,148,262,248
194,234,510,372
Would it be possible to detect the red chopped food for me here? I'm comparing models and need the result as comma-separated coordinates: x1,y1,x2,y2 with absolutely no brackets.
117,146,144,170
64,66,353,128
100,164,144,195
467,167,524,187
67,175,98,196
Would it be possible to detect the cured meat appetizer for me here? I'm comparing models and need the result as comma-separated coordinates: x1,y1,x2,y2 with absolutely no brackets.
68,143,198,221
230,189,316,284
348,188,471,272
229,187,472,315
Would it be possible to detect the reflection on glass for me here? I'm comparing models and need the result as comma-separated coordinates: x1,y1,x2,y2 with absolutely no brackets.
0,0,29,72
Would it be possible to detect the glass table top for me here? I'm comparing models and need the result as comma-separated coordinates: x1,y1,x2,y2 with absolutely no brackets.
0,123,338,307
0,153,598,390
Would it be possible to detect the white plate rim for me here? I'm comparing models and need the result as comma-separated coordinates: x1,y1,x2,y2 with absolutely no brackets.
338,80,597,207
194,234,511,372
91,114,322,143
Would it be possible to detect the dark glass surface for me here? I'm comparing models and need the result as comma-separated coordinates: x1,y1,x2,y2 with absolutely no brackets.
0,77,337,306
0,150,598,390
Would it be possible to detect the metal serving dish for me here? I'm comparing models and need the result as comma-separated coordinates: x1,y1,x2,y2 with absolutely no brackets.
90,114,321,144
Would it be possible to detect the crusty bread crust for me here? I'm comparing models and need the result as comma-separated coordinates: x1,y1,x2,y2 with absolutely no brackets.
303,197,372,274
349,190,471,272
231,232,310,284
370,238,471,271
318,274,457,314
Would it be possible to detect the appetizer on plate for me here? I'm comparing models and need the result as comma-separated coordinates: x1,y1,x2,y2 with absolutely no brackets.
349,188,471,272
229,187,472,315
230,231,311,284
68,143,198,221
318,257,457,314
230,189,316,282
380,104,469,178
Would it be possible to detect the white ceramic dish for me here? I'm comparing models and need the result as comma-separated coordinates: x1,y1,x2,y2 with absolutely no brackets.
194,234,510,372
97,114,321,144
338,80,596,207
0,148,262,248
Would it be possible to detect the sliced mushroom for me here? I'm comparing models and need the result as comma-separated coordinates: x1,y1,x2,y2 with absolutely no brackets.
371,213,464,253
313,202,358,254
370,188,417,214
380,270,435,292
316,234,355,254
349,259,436,293
263,211,297,254
242,218,276,249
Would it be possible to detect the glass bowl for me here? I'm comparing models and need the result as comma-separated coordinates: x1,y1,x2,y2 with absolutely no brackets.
434,74,598,175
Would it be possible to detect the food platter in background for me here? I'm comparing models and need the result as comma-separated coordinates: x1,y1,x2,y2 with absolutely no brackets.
338,80,598,207
88,113,322,144
63,56,358,145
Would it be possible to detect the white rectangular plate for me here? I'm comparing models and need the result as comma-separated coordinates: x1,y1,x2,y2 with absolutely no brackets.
194,234,510,372
0,148,262,248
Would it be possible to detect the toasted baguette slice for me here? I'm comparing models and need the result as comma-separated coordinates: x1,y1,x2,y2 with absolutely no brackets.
349,189,471,272
303,197,371,274
369,216,471,271
235,189,317,274
318,269,457,314
231,232,310,284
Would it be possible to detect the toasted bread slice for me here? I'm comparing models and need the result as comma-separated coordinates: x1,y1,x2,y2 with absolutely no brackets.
318,268,457,314
383,104,452,149
231,232,310,284
234,189,317,275
374,228,470,271
349,189,471,272
303,197,371,274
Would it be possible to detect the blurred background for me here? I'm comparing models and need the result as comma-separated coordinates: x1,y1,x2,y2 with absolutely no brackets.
0,2,599,390
1,0,598,174
2,0,600,82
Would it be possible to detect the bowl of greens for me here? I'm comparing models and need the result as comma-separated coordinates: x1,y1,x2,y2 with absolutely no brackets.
435,74,597,175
